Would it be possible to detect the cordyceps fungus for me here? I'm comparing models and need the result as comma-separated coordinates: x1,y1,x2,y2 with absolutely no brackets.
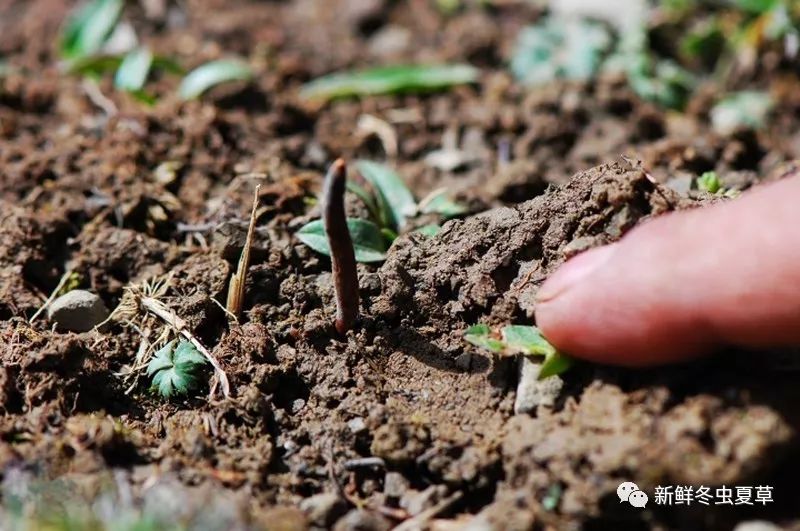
324,159,359,334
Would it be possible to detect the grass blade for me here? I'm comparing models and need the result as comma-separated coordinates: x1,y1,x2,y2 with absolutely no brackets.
300,64,479,101
346,180,381,224
114,47,153,92
178,58,254,100
61,0,124,59
356,160,417,230
226,185,260,318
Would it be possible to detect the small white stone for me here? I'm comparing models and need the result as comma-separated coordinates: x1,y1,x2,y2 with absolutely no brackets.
734,521,781,531
347,417,366,434
514,356,564,414
47,290,109,332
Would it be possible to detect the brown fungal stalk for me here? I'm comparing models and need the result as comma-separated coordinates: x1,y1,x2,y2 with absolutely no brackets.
323,158,359,334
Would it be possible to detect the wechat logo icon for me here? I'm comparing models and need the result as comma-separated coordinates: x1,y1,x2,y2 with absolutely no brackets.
618,481,648,508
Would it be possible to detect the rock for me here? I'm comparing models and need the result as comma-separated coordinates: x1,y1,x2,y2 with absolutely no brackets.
400,485,447,516
733,522,781,531
347,417,367,434
256,507,308,531
664,173,694,195
513,356,563,414
383,472,408,501
462,498,535,531
47,290,109,332
455,352,472,371
333,509,391,531
299,492,347,528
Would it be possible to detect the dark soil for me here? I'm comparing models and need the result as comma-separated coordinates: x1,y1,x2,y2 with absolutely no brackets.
2,1,800,530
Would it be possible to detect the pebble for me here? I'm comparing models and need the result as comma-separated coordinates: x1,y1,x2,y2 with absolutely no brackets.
299,492,347,528
383,471,408,501
400,485,447,516
455,352,472,371
333,509,391,531
47,290,109,332
733,522,781,531
347,417,367,434
514,356,564,414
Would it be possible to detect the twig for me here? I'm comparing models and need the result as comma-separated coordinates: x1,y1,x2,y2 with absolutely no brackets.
82,79,118,117
140,296,231,398
226,184,260,318
323,159,359,334
343,457,385,471
393,491,463,531
30,269,72,323
356,114,398,158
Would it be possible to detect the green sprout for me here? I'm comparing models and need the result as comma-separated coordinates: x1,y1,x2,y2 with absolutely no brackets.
710,91,773,135
510,1,797,112
296,161,465,263
696,171,722,194
511,16,612,86
300,64,479,102
464,324,573,379
60,0,124,60
178,59,254,100
59,1,251,103
146,340,207,399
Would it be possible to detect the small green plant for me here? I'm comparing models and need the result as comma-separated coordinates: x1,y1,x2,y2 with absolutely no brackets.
59,0,253,103
710,91,773,135
464,324,573,379
146,339,208,398
60,0,124,60
696,171,722,194
178,59,255,100
510,1,797,112
510,16,613,86
297,161,465,262
299,64,479,102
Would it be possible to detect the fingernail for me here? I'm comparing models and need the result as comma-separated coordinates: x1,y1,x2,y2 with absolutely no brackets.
536,244,616,303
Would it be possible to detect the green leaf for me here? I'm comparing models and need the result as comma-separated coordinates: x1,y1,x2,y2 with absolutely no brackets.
697,171,722,193
414,224,441,237
67,54,123,76
174,340,208,367
178,58,254,100
128,89,158,105
346,180,381,223
711,91,773,135
733,0,780,14
511,17,612,86
679,19,725,67
152,56,185,75
146,339,207,398
114,47,153,92
356,160,417,230
418,188,467,219
542,484,563,512
539,350,574,380
60,0,124,59
626,55,696,110
464,324,504,353
146,341,176,376
296,218,388,263
300,64,479,101
501,325,557,357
